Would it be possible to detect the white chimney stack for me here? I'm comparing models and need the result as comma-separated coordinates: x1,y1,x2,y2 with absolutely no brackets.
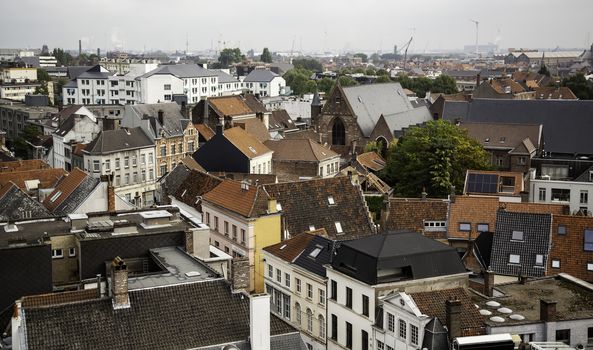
250,293,271,350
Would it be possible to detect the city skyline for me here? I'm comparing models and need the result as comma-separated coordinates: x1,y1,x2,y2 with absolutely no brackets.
1,0,592,54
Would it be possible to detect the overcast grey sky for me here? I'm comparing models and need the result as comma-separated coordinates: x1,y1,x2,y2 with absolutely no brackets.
1,0,592,53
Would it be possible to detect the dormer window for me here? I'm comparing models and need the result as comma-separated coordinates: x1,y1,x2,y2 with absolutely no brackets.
511,230,524,241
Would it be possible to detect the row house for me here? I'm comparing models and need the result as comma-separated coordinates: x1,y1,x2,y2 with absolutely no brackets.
136,64,241,104
62,64,156,105
201,179,282,292
122,102,198,177
192,125,273,175
51,105,101,171
0,66,40,101
241,69,286,97
263,233,333,350
82,127,156,207
529,166,593,215
326,232,473,350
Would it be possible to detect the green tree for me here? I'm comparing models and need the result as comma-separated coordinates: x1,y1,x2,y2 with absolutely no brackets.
338,76,358,87
37,68,50,82
317,77,335,96
353,53,368,63
381,120,490,197
13,125,41,158
218,48,243,68
538,64,551,77
376,69,389,76
431,74,458,94
292,58,322,72
261,47,272,63
375,75,391,83
562,74,593,100
365,67,376,76
284,68,315,96
52,48,73,66
353,67,365,74
370,53,381,64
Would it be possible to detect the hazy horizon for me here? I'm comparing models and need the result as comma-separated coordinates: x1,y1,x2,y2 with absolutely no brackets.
2,0,592,54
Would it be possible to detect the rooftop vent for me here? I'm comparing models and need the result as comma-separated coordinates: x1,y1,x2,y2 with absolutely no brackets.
486,301,500,308
490,316,505,323
479,309,492,316
498,307,512,314
509,314,525,321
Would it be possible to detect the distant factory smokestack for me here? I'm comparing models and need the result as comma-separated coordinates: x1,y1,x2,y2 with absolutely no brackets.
97,48,101,58
79,40,82,56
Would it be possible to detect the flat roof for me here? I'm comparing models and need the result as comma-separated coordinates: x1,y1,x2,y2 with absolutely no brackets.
472,274,593,326
127,246,219,290
455,333,513,345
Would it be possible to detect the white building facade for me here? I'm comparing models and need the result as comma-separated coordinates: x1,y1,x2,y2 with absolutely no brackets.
530,175,593,215
52,106,101,171
242,70,286,97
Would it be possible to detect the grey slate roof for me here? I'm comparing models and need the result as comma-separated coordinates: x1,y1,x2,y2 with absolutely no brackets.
490,211,552,278
139,64,217,79
442,99,593,155
77,65,114,79
84,127,153,155
214,69,239,84
341,83,417,136
331,231,466,285
421,317,449,350
22,279,298,350
243,69,279,82
128,102,188,138
67,66,94,79
383,105,432,133
53,175,100,216
0,184,51,220
293,235,336,278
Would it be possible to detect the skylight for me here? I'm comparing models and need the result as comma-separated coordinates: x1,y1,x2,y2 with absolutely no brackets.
309,247,322,258
49,191,63,203
309,225,315,231
279,244,287,250
335,221,344,234
327,196,335,205
248,146,257,154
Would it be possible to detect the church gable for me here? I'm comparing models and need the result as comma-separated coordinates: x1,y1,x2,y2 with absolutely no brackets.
321,85,354,117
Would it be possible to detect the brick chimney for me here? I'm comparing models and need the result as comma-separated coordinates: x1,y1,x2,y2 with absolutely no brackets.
484,270,494,297
111,256,130,309
230,257,250,292
446,299,462,340
107,174,115,212
540,299,556,322
250,294,271,350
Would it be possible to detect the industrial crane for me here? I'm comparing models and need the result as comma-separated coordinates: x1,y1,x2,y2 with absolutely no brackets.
470,19,479,57
401,36,413,71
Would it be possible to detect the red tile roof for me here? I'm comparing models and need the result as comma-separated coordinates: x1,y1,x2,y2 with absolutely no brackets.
202,180,270,218
263,233,315,262
43,168,88,212
0,168,67,191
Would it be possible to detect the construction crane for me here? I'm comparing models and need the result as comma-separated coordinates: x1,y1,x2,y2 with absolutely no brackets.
401,36,413,71
470,19,479,57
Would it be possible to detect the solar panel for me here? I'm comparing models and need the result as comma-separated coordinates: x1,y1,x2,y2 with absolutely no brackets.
467,173,499,193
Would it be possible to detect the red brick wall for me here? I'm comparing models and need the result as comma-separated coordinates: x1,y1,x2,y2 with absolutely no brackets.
548,215,593,282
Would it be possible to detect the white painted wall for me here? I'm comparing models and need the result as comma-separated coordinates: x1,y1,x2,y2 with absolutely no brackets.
530,178,593,214
249,153,274,174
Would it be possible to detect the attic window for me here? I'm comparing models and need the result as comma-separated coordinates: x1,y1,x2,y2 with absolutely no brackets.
248,146,257,154
328,196,335,205
509,254,520,264
499,137,506,143
276,203,282,211
279,244,287,250
335,222,344,234
309,246,322,258
511,230,524,241
49,191,63,203
309,225,315,231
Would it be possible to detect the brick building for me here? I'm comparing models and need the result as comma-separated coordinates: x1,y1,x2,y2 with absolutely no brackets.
548,215,593,282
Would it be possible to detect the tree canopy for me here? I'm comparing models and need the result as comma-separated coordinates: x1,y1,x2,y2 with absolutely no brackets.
538,63,551,77
353,53,368,63
218,48,243,68
52,48,73,66
283,68,316,96
292,58,322,72
260,48,272,63
37,68,50,82
562,73,593,100
393,74,458,97
381,120,490,197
